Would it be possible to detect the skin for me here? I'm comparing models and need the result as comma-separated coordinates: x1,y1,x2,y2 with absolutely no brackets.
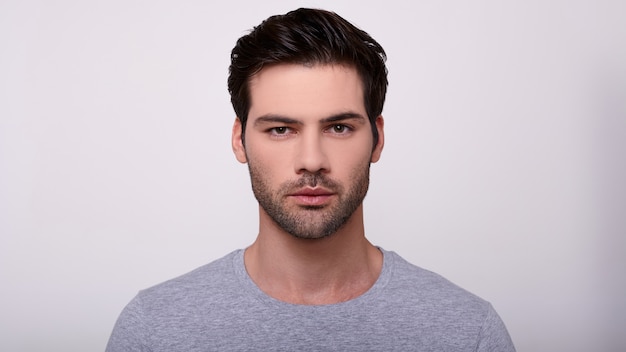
231,63,385,305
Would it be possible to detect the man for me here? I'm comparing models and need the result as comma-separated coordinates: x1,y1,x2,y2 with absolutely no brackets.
106,8,515,351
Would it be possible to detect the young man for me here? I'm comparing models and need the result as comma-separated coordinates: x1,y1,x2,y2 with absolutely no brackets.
106,8,515,351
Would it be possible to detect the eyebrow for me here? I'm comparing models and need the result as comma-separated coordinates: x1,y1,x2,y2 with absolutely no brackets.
253,115,301,126
253,112,367,127
321,112,367,124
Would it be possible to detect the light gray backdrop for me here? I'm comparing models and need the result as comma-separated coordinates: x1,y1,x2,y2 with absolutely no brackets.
1,0,625,351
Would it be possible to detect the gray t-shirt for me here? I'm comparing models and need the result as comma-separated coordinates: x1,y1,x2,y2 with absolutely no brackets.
106,249,515,351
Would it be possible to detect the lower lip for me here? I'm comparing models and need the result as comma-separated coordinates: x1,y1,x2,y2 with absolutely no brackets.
291,194,334,206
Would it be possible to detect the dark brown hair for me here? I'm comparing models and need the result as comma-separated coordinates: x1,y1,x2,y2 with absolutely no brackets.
227,8,388,146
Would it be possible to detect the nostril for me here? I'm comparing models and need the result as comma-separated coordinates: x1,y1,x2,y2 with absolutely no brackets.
294,139,330,174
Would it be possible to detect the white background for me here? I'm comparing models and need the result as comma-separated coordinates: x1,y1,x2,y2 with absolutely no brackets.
1,0,625,351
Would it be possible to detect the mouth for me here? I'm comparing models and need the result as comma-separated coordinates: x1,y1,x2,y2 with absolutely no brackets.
288,187,335,206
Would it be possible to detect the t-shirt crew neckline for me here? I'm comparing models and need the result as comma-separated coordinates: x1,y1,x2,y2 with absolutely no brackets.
231,247,394,310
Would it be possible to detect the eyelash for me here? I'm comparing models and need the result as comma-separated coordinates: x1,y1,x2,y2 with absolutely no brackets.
266,124,354,138
327,124,352,134
269,126,291,135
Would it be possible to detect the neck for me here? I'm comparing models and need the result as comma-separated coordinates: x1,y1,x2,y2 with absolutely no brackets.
244,205,383,305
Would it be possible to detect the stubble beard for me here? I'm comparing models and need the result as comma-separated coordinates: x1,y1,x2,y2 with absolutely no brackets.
248,162,371,240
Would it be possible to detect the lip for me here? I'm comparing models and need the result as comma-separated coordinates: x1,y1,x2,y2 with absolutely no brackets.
288,187,335,206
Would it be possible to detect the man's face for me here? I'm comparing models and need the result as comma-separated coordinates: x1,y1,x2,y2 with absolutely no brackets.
232,64,384,239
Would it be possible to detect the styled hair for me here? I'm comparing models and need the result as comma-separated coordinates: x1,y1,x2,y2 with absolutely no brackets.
227,8,388,146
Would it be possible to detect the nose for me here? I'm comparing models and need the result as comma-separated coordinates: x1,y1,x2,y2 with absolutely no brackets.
294,131,330,174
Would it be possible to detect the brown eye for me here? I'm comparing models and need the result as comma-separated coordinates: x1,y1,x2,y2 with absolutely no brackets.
329,124,352,134
273,127,288,134
333,125,345,133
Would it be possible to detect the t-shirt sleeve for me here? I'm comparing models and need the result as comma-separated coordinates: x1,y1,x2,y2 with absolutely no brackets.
105,295,151,352
475,303,516,352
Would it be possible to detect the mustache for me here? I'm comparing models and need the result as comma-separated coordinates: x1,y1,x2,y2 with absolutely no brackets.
290,173,340,190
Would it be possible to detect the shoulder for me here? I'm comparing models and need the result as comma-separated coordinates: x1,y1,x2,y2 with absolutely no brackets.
382,249,490,317
106,250,246,351
377,250,516,350
135,249,243,309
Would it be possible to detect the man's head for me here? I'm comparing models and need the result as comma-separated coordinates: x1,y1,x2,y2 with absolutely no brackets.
227,8,388,146
228,9,387,240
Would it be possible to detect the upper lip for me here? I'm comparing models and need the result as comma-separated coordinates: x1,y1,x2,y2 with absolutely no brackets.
289,187,334,196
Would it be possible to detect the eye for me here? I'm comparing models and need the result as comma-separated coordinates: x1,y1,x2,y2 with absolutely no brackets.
267,126,294,137
272,127,288,134
328,124,352,135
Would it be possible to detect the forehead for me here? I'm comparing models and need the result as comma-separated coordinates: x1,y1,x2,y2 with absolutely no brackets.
248,64,366,120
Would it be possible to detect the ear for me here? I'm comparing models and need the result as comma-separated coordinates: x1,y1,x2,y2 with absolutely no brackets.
370,115,385,163
231,118,247,163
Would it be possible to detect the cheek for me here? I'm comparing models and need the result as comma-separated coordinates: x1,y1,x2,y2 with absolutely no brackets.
246,149,289,183
331,141,373,166
331,154,372,184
